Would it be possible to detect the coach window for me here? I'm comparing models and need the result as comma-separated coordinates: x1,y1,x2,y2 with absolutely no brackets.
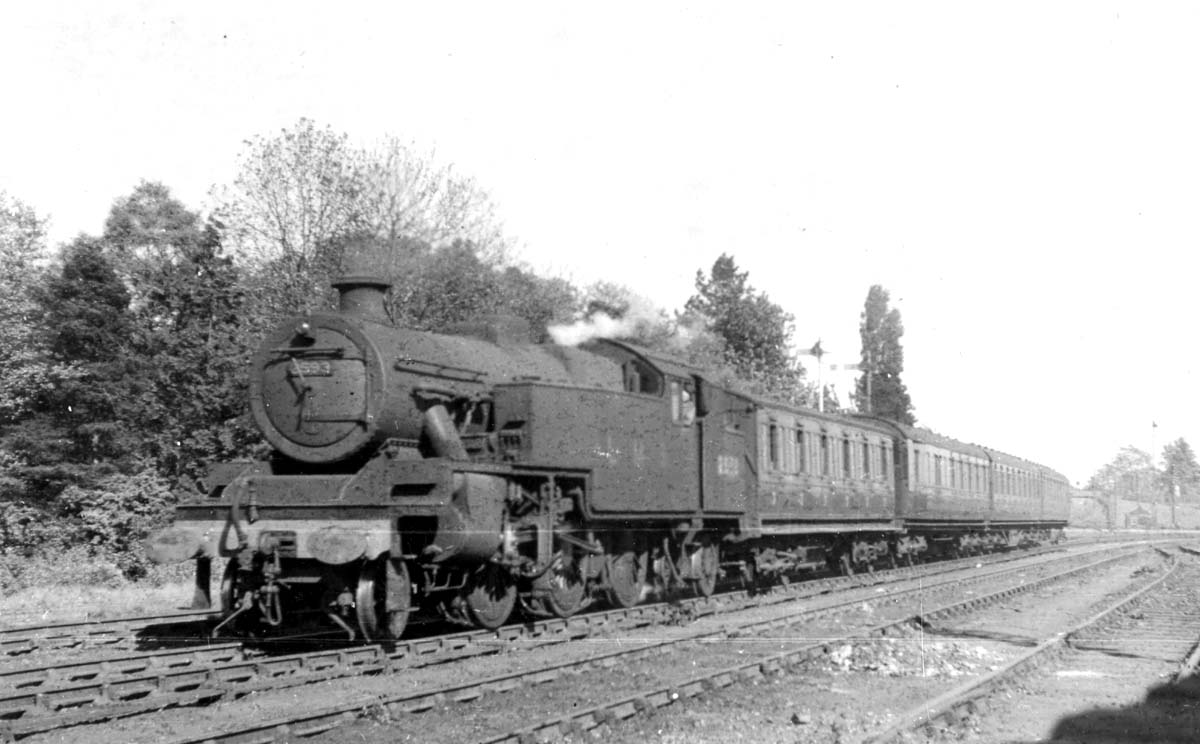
768,423,780,470
881,443,890,479
820,433,830,475
796,429,807,473
862,441,871,478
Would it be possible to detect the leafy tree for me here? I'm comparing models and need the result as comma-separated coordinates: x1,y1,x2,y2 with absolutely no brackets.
382,238,578,341
99,182,262,480
104,180,202,263
214,120,513,322
684,254,804,399
389,238,500,330
213,118,361,317
351,137,508,256
1162,438,1200,504
1087,446,1159,502
128,220,260,481
1,238,140,530
32,237,142,464
853,285,915,424
0,192,63,423
494,266,579,342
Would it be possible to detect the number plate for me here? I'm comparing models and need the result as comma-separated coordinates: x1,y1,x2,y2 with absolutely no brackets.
293,360,333,377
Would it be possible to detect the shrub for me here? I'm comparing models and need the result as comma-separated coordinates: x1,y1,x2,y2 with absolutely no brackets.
55,468,176,579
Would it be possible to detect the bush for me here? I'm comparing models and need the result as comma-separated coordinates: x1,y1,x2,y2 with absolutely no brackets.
56,468,176,579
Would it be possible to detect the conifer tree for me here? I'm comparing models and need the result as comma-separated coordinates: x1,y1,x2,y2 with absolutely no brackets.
685,254,804,398
854,284,915,424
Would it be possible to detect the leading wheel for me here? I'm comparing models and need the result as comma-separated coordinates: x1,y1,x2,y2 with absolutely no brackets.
356,557,411,641
464,564,517,630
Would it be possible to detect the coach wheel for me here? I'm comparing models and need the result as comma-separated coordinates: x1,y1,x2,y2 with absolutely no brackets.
606,546,647,608
464,564,517,630
694,543,719,598
356,557,411,641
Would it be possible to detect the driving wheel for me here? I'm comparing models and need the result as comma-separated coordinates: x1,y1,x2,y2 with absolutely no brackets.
606,545,647,608
464,564,517,630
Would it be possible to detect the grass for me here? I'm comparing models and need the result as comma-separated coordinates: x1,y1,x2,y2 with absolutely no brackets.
0,547,200,629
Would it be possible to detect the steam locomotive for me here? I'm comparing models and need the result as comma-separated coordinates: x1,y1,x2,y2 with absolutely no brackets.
147,274,1069,640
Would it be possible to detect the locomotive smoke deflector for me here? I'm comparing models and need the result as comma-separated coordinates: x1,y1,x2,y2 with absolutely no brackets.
332,274,391,322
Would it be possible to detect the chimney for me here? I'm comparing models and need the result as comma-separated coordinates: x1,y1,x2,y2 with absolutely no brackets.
331,275,391,322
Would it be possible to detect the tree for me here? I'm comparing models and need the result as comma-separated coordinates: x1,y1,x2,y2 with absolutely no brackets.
854,285,914,424
127,220,260,480
1162,438,1200,504
215,118,360,269
382,238,578,341
3,185,260,571
1087,446,1158,501
0,192,62,423
684,254,804,399
213,118,362,318
32,237,142,464
104,180,202,260
350,137,508,257
214,120,513,323
493,266,579,342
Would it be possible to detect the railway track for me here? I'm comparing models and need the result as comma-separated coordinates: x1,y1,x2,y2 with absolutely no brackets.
865,544,1200,743
0,611,213,657
0,541,1112,742
70,543,1150,744
3,534,1126,660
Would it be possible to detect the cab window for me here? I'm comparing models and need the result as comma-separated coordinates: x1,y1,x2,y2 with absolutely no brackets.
623,358,662,395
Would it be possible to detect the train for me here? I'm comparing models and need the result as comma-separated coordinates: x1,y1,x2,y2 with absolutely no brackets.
146,274,1069,640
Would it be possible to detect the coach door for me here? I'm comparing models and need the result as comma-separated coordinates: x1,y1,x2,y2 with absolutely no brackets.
696,380,752,514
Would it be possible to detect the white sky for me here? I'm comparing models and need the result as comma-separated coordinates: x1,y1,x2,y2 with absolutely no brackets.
2,2,1198,485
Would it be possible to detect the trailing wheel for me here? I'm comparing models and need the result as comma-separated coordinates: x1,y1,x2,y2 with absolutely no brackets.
838,552,855,577
463,564,517,630
355,556,411,641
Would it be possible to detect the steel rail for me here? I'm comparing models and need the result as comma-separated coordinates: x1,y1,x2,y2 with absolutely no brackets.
152,545,1146,744
0,540,1083,710
0,610,213,656
861,552,1189,743
0,540,1128,740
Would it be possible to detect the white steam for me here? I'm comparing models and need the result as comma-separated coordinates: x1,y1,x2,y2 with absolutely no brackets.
548,312,635,346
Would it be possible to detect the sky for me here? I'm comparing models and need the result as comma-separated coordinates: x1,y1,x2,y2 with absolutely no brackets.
2,2,1198,486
